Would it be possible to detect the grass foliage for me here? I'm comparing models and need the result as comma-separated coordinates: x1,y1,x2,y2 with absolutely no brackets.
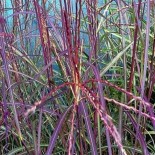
0,0,155,154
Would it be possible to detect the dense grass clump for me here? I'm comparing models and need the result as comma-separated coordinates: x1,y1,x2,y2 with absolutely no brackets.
0,0,155,154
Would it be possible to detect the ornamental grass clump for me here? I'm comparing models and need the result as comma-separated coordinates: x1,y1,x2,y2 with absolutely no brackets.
0,0,155,154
